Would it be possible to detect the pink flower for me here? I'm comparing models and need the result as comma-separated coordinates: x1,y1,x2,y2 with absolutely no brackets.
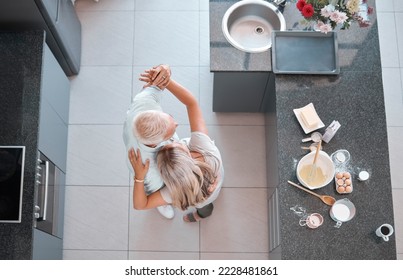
321,8,331,17
302,4,314,18
330,11,348,24
316,21,333,34
321,4,335,17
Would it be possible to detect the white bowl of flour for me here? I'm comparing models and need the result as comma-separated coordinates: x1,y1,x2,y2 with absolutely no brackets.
330,198,356,228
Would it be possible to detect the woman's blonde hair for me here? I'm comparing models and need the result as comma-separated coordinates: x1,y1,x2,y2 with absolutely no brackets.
133,110,170,145
157,145,219,210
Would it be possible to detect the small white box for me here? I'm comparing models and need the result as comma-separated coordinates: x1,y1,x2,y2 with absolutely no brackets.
322,120,341,143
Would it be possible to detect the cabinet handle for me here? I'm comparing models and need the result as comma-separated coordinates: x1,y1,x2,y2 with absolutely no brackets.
42,160,50,221
56,0,60,23
34,206,41,219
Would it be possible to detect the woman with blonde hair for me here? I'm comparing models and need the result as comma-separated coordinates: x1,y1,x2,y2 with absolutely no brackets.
129,68,224,222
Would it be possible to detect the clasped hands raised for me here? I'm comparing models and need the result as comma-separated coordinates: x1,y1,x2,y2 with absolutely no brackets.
139,64,171,90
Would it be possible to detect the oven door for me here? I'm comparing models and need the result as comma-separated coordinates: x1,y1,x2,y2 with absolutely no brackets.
34,152,62,237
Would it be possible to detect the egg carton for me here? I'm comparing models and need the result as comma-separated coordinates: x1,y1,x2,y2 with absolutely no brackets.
334,171,353,194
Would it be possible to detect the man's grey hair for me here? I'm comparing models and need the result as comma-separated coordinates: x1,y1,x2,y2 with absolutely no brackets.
132,110,170,145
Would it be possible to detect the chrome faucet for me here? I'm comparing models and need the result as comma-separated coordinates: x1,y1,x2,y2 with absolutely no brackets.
268,0,288,13
269,0,287,5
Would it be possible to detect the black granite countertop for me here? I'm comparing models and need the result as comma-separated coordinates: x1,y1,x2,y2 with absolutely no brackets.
210,0,396,259
0,31,45,259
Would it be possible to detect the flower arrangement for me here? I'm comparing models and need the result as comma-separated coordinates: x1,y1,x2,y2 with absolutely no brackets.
295,0,374,33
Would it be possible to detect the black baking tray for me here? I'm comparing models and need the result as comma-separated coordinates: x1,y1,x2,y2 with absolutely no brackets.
271,30,339,75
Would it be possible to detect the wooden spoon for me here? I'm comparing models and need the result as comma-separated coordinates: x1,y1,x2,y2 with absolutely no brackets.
287,180,336,206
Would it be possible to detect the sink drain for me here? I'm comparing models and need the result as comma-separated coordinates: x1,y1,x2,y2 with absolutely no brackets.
254,26,264,34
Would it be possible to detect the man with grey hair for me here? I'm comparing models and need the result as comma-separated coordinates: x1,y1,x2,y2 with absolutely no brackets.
123,64,177,219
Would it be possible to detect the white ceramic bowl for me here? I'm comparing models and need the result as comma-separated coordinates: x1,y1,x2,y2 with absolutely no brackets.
296,150,335,189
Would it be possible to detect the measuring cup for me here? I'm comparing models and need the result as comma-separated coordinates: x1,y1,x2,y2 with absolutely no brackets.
302,132,322,143
299,213,324,229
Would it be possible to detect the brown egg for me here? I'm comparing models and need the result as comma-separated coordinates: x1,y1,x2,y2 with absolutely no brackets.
338,186,346,193
345,186,352,193
343,172,351,179
345,179,351,185
336,172,343,179
337,179,344,186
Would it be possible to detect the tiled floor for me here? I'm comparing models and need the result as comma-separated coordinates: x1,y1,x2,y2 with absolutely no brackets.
62,0,402,260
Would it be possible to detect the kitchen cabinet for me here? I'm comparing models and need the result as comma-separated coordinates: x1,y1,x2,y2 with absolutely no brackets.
268,189,280,253
38,44,70,172
32,43,69,260
0,31,70,260
212,72,275,112
32,227,62,260
0,0,81,76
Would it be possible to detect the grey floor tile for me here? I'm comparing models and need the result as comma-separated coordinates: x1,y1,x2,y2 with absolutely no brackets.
401,67,403,92
207,125,267,188
200,0,209,11
69,66,132,124
387,127,403,189
382,68,403,127
377,13,400,68
129,251,199,260
66,124,129,186
78,11,134,66
63,186,129,250
128,192,200,252
200,11,210,67
376,0,395,12
394,0,403,11
395,13,403,67
63,249,128,260
133,11,199,66
135,0,199,11
201,252,269,260
392,189,403,254
74,0,134,11
200,188,268,253
130,66,149,99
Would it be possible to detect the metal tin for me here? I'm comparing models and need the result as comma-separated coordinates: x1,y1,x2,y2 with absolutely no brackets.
272,30,339,75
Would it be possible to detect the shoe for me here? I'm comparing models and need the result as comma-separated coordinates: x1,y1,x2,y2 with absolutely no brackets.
183,211,201,223
157,205,174,219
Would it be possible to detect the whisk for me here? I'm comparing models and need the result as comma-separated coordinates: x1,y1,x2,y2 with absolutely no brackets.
307,140,322,183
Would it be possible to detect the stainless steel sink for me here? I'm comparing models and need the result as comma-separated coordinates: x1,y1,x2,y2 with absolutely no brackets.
222,0,286,53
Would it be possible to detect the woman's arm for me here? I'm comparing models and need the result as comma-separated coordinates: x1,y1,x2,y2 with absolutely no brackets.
165,79,208,134
139,65,207,134
128,148,168,209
